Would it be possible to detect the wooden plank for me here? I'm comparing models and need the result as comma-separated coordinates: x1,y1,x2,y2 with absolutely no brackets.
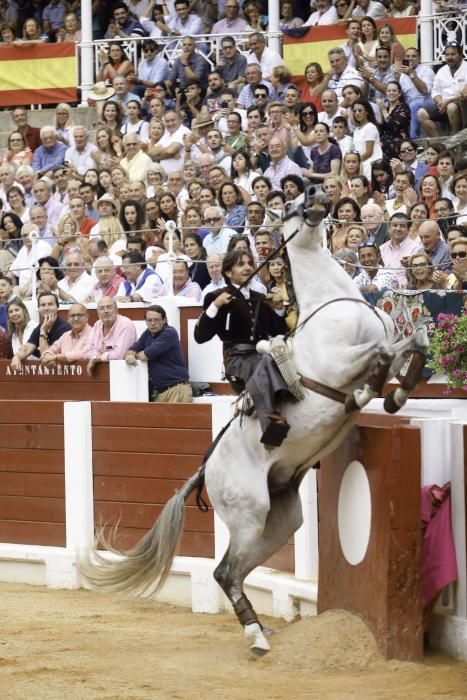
0,401,64,424
94,476,199,504
0,473,64,498
381,379,466,399
0,360,108,383
0,425,64,450
0,521,65,547
0,495,65,522
93,452,202,479
358,413,410,428
0,449,64,473
94,502,213,532
99,525,214,558
0,383,109,401
92,402,212,430
92,426,211,455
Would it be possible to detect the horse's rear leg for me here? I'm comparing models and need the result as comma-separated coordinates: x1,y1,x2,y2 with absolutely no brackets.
214,486,303,656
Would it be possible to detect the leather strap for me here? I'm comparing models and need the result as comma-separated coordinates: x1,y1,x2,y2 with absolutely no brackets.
299,375,347,405
233,594,259,627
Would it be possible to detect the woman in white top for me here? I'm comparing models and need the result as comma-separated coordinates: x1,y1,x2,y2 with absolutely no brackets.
356,17,379,68
351,99,383,180
231,151,260,196
6,298,36,356
120,101,149,144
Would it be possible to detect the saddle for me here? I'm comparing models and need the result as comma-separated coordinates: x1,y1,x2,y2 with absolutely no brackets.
257,336,305,401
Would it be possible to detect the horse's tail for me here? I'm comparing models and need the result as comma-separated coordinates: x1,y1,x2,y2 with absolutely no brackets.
78,465,206,597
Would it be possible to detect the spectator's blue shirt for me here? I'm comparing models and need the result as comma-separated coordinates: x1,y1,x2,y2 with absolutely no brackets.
130,324,189,392
32,142,67,174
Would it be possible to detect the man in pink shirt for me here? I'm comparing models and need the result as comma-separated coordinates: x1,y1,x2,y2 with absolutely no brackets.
379,213,420,288
41,304,93,366
86,296,137,375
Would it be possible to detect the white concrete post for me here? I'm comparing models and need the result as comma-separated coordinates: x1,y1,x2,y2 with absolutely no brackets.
410,418,454,486
419,0,434,64
294,471,319,581
64,401,94,551
267,0,281,56
79,0,95,104
109,359,149,402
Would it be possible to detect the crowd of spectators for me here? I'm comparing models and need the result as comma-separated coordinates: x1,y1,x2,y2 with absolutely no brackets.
0,0,466,395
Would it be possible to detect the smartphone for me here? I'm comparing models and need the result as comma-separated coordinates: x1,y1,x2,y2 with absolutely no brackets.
402,59,410,66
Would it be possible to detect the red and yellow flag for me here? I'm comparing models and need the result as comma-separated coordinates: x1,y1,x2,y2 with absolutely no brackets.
0,43,77,107
283,18,417,88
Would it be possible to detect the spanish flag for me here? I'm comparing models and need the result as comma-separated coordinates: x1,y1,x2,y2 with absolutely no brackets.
283,18,417,87
0,43,77,107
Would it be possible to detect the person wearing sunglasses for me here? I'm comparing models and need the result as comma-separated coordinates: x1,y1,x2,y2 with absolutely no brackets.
405,253,438,291
132,40,169,99
202,205,237,255
390,139,429,191
417,42,467,138
449,238,467,290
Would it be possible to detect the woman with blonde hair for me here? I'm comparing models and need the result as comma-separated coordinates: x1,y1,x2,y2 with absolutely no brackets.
6,298,36,355
406,252,437,291
345,224,368,252
270,65,294,102
3,131,32,167
54,103,76,146
51,212,86,262
95,126,120,170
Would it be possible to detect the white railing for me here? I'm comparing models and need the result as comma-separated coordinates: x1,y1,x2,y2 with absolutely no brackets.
432,11,467,63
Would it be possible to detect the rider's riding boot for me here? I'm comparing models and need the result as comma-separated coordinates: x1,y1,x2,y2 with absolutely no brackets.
260,412,290,448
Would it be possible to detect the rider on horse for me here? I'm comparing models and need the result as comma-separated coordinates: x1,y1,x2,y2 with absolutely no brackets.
194,248,294,448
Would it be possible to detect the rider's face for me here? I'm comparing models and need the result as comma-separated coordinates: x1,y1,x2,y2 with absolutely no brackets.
225,255,254,285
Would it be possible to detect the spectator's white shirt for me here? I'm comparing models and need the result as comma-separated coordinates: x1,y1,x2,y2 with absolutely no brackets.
246,47,283,79
121,120,150,144
58,272,95,303
201,278,226,301
116,269,163,302
9,240,52,289
304,5,338,25
431,60,467,101
64,143,97,176
352,0,385,19
318,108,347,130
158,125,191,174
402,64,435,103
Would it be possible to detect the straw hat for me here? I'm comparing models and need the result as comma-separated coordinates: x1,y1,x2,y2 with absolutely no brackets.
97,193,118,211
192,111,214,129
88,82,115,102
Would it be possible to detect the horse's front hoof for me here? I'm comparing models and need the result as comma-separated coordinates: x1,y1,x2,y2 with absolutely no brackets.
384,392,400,414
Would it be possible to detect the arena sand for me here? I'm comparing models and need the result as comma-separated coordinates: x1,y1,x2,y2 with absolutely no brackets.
0,583,466,699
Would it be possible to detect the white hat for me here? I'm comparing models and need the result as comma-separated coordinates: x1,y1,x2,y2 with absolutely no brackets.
88,82,115,102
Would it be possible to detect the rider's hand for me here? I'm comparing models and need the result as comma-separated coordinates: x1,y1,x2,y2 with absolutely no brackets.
213,291,232,308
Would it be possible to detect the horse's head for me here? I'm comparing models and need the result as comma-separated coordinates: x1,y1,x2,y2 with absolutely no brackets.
283,186,330,228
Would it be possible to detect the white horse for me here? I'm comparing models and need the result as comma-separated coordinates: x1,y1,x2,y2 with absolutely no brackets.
80,188,428,656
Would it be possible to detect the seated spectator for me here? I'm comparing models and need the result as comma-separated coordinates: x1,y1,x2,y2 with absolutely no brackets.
379,212,419,287
0,162,17,204
451,172,467,225
247,32,283,81
237,63,275,110
307,123,342,183
417,43,467,138
56,11,81,43
0,324,12,358
86,256,125,302
110,75,141,114
10,292,71,370
97,42,134,85
120,133,154,182
213,1,248,33
333,247,359,277
217,36,247,91
218,181,246,232
68,196,97,237
41,303,93,366
166,0,203,37
418,220,452,271
3,131,32,168
327,47,365,102
352,0,385,19
32,178,65,230
31,127,67,178
280,1,304,30
64,126,101,177
125,304,192,403
58,251,95,303
121,100,150,143
8,223,52,294
86,296,137,375
300,62,326,111
34,255,64,301
353,243,398,292
448,237,467,290
202,206,236,255
406,252,438,291
133,39,169,98
167,35,210,93
201,253,224,300
159,259,202,300
305,0,338,25
183,233,210,288
243,1,266,31
116,251,163,302
6,297,36,355
400,47,435,140
10,107,41,153
264,137,303,190
15,165,36,208
42,0,66,38
0,275,15,329
105,2,147,38
360,202,389,246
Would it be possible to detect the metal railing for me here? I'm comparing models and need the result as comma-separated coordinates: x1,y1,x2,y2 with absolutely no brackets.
432,11,467,63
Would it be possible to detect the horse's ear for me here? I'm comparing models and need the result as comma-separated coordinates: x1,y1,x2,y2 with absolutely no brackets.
264,208,281,223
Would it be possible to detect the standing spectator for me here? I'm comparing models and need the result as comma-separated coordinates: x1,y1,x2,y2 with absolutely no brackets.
351,99,383,178
377,81,410,161
87,296,137,375
41,304,93,366
399,47,435,140
31,127,67,178
126,304,192,403
417,42,467,138
10,292,71,369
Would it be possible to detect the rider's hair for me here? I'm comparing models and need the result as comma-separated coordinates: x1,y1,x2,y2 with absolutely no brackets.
221,249,254,283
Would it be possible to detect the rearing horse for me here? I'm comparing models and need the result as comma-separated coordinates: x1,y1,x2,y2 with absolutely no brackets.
80,189,428,655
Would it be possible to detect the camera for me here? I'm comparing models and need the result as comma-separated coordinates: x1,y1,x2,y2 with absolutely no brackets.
220,101,229,109
402,59,410,66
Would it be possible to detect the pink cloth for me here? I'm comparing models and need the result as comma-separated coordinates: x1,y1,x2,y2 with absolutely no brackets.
89,314,137,361
421,483,458,607
48,323,94,361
